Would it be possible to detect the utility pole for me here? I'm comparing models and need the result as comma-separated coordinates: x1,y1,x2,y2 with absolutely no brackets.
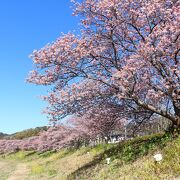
124,125,127,140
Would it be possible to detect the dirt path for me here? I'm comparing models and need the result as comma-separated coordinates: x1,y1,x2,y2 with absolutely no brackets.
7,163,30,180
0,161,8,168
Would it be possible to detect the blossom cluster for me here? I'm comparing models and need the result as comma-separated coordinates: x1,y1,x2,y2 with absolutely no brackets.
0,125,82,154
27,0,180,135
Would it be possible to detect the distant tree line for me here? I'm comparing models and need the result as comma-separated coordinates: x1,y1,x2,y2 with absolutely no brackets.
0,126,48,140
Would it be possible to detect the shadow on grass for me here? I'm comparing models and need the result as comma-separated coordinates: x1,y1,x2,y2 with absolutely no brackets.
25,151,37,157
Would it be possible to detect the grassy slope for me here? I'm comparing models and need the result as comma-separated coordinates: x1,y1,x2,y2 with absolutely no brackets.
0,133,179,180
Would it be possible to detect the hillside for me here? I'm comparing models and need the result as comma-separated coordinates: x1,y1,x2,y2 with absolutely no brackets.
0,126,47,140
0,132,9,139
0,132,179,180
10,126,48,140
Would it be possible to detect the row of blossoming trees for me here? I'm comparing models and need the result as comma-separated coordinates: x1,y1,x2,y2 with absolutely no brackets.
0,0,179,154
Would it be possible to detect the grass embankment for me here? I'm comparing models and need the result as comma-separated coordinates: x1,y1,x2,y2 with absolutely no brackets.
0,133,179,180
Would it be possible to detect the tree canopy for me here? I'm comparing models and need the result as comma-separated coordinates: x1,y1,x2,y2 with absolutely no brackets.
27,0,180,133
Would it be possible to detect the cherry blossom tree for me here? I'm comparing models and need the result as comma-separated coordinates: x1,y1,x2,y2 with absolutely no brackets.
27,0,180,130
68,102,125,140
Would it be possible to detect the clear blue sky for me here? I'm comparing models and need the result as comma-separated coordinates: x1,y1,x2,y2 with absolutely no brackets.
0,0,79,134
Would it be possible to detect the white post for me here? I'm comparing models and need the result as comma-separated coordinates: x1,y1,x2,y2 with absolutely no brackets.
106,158,111,165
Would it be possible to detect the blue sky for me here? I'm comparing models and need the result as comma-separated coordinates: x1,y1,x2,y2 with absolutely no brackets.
0,0,79,134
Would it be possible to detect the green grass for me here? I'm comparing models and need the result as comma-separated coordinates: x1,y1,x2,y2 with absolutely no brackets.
0,132,179,180
69,133,180,179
